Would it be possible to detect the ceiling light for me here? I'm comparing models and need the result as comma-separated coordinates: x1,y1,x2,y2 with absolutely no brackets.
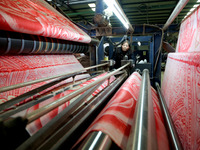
193,4,199,8
88,3,96,8
104,0,130,29
91,8,96,11
47,0,52,1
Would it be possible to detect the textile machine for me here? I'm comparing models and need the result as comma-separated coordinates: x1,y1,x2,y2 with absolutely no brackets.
0,0,200,150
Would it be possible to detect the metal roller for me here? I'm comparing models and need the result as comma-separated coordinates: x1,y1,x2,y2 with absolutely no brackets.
0,30,89,55
155,82,183,150
127,69,158,150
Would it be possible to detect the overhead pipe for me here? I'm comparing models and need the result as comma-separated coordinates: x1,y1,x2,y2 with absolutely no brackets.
154,0,189,74
127,69,158,150
163,0,189,31
155,82,183,150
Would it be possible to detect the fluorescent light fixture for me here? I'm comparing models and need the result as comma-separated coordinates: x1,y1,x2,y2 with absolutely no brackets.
193,4,199,8
47,0,52,1
190,8,195,12
88,3,96,12
88,3,96,8
103,0,130,30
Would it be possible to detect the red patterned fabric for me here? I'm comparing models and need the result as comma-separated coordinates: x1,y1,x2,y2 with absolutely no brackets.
0,55,88,104
26,73,116,135
176,6,200,53
162,53,200,149
76,72,169,150
0,0,91,43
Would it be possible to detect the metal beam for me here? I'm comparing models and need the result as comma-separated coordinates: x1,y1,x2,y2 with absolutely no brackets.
66,0,96,5
155,82,183,150
163,0,189,30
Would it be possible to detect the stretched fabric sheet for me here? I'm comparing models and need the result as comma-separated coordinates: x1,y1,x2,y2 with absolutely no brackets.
0,0,91,43
176,6,200,53
26,73,116,135
76,72,169,150
0,55,89,105
162,53,200,149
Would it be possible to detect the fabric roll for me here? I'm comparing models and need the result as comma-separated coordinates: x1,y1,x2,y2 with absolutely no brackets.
0,0,91,43
76,72,169,150
176,6,200,53
0,55,89,105
162,53,200,149
26,73,116,135
0,31,89,55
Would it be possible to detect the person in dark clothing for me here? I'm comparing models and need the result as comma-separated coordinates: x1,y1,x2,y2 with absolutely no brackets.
112,40,134,68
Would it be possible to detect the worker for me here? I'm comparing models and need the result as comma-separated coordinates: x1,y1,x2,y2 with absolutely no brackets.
112,40,134,68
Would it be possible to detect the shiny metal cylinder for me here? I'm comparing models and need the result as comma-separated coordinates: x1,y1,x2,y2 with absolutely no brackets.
155,82,183,150
163,0,189,30
126,69,157,150
26,63,130,123
78,131,112,150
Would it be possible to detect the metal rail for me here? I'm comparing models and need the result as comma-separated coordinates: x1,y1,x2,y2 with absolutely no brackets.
50,73,127,150
0,63,108,93
155,82,183,150
163,0,189,30
0,78,88,120
17,73,127,150
126,69,157,150
26,63,130,123
16,81,103,150
0,72,83,111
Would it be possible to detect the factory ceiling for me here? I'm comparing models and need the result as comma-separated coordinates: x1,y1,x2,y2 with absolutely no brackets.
47,0,199,29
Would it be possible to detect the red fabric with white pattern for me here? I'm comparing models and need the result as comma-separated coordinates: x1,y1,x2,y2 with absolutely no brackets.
77,72,169,150
162,53,200,149
0,55,88,105
0,0,91,43
176,6,200,53
26,73,116,135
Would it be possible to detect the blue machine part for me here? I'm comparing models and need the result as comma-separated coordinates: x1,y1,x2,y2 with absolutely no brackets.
95,33,162,85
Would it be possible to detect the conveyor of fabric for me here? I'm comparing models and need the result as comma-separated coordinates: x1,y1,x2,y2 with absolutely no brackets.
1,0,200,150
